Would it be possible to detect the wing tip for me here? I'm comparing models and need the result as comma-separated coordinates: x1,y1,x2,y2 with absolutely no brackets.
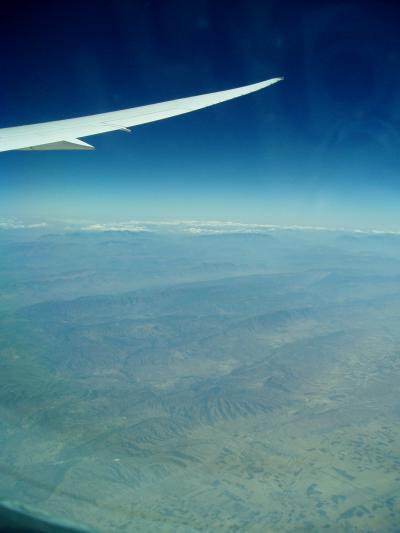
270,76,285,84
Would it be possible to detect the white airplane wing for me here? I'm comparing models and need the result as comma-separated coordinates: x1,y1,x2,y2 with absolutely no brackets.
0,77,283,152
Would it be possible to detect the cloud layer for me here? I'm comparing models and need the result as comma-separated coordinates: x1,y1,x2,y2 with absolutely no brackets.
79,220,400,236
2,218,400,236
0,219,48,230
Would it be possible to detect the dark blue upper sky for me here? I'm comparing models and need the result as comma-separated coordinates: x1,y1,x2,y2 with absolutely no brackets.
1,0,400,228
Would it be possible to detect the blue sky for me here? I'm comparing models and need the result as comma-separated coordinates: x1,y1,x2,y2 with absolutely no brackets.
1,0,400,229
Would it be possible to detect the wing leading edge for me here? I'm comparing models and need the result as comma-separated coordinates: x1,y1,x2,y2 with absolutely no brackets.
0,77,283,152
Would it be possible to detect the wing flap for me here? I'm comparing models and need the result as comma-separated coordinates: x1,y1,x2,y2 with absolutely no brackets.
19,138,94,151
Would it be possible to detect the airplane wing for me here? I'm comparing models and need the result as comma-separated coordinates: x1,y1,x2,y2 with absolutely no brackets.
0,77,283,152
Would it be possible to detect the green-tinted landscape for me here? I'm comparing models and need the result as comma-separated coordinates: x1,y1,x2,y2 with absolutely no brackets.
1,223,400,532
